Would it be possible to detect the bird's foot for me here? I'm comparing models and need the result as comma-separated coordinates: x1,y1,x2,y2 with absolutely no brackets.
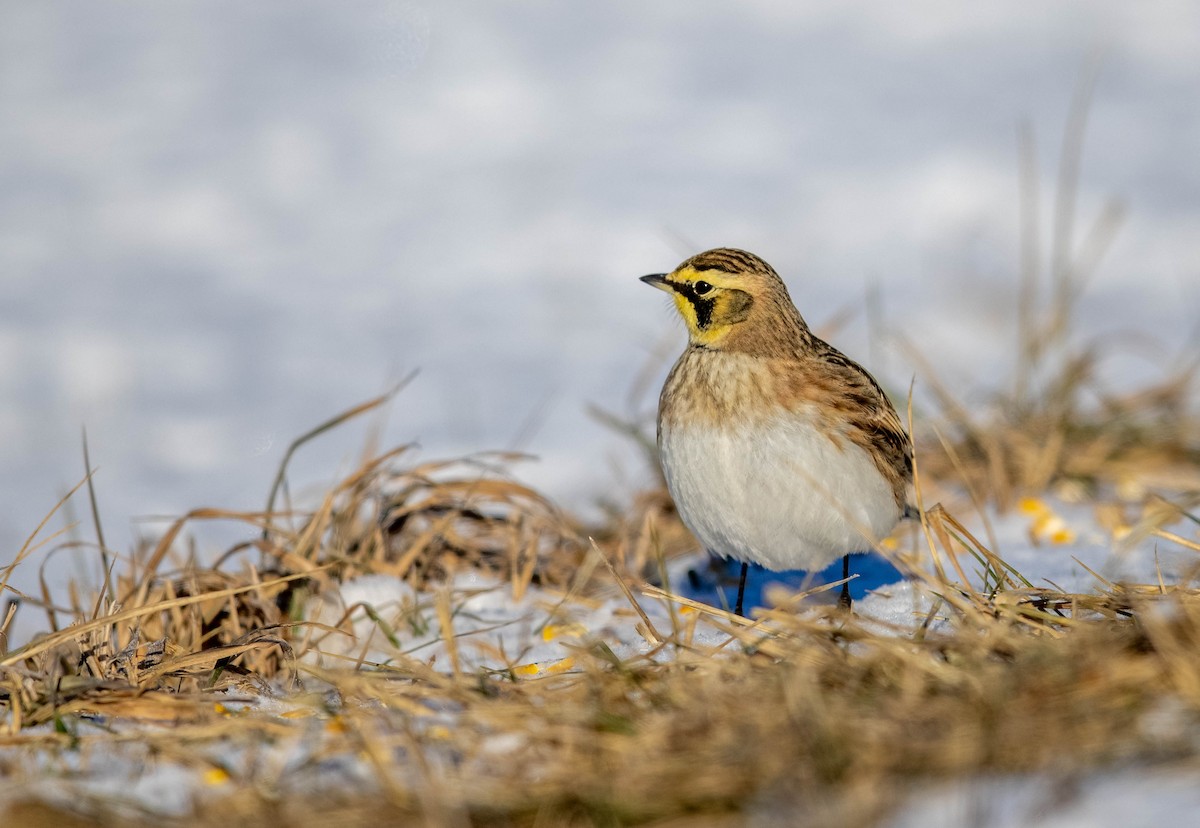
837,553,853,611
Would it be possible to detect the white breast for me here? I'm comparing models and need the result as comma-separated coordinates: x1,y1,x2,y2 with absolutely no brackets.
659,416,901,572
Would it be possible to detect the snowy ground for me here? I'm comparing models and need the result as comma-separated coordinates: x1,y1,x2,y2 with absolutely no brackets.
885,769,1200,828
4,494,1194,823
302,494,1195,673
2,5,1198,823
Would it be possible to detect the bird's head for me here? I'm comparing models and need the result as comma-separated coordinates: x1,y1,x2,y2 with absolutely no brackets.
640,247,807,351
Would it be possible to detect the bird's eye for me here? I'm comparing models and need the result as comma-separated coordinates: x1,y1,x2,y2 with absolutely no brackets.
694,280,714,296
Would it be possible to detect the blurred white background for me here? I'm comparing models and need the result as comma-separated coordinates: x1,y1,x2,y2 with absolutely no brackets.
1,1,1197,570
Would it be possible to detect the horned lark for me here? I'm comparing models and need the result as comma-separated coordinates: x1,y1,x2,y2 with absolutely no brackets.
641,248,913,614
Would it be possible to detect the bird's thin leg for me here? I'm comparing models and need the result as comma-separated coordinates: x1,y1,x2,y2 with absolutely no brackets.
735,561,749,617
838,554,852,610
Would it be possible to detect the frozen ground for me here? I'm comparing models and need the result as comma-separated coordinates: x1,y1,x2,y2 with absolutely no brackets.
1,7,1198,820
884,769,1200,828
1,1,1199,578
304,494,1197,672
3,495,1195,822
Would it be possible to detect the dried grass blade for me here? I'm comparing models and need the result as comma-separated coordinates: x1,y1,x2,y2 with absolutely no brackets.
2,569,322,667
591,538,665,645
264,376,416,537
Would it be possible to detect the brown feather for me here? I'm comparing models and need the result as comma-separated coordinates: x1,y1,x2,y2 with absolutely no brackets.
656,248,913,510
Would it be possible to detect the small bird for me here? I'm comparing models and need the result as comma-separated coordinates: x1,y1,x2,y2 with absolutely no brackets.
641,248,913,614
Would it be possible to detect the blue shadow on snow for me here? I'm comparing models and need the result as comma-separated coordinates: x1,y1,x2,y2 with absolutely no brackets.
677,552,904,613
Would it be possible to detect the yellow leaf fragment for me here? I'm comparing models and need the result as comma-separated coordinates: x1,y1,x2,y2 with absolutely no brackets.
1019,498,1048,516
541,622,587,642
326,717,348,734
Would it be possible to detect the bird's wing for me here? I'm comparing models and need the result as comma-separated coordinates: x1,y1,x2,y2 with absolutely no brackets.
783,342,914,503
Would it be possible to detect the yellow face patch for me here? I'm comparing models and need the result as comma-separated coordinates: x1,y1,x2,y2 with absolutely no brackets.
642,267,754,347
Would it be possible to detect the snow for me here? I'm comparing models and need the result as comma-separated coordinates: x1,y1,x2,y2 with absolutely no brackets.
297,495,1194,671
1,2,1198,821
884,768,1200,828
2,494,1198,820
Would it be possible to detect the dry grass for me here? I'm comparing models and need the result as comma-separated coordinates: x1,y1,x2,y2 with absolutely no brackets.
2,343,1198,828
912,335,1200,512
3,110,1200,827
0,371,1197,827
2,375,1197,828
910,94,1200,509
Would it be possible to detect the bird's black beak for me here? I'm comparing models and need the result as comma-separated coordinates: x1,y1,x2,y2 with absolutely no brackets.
640,273,672,292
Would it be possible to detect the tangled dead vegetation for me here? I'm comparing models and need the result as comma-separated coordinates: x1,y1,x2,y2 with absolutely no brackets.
3,134,1200,823
0,382,1197,828
3,292,1198,826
